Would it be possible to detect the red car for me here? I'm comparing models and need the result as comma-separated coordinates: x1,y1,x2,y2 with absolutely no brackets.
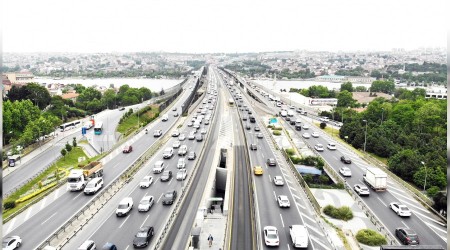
123,145,133,153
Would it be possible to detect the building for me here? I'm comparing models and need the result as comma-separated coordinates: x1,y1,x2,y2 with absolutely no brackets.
352,92,393,105
316,75,376,84
61,91,80,102
425,87,447,100
4,71,35,84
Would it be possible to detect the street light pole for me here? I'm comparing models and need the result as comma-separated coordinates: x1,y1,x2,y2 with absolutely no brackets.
363,119,368,152
421,161,427,192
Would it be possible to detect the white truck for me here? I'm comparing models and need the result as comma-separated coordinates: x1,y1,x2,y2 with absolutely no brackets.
67,161,103,191
289,225,309,248
363,167,387,191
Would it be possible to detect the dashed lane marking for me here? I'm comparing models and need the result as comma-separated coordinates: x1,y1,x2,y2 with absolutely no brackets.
310,235,332,250
24,207,33,221
6,218,16,234
41,212,57,225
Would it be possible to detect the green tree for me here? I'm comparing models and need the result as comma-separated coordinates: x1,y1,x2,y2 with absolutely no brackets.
388,149,422,182
413,166,446,189
355,86,367,92
72,137,77,147
340,82,353,92
337,90,356,107
61,148,67,158
370,80,395,94
102,89,117,109
65,142,72,152
139,87,153,101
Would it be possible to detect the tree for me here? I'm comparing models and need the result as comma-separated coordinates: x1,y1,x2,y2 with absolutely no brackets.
139,87,153,101
320,122,327,129
159,88,165,96
340,82,353,92
61,148,67,158
354,86,367,92
388,149,422,182
370,80,395,94
72,137,77,147
413,166,446,190
65,142,72,152
337,90,356,107
102,89,117,109
77,87,102,109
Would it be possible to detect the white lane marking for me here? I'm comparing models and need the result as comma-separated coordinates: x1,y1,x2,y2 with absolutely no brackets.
295,202,306,210
310,235,332,250
268,174,272,182
6,218,16,234
273,191,277,201
280,214,285,228
119,214,131,228
140,214,150,228
24,207,33,221
41,212,57,225
401,221,409,228
287,244,291,250
72,192,83,201
112,162,122,169
53,189,60,201
292,193,302,201
300,213,315,223
386,184,406,194
305,222,325,237
285,178,293,184
125,245,130,250
388,189,417,204
168,179,173,186
414,212,447,227
157,193,164,203
40,197,48,210
376,197,387,207
424,221,448,235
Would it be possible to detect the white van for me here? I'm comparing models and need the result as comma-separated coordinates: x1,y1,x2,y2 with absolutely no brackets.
162,114,169,121
280,111,287,117
116,197,133,217
289,225,309,248
163,147,174,159
84,177,104,195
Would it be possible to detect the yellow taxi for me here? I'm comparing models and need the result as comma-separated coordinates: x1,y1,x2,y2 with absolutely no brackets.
253,165,263,175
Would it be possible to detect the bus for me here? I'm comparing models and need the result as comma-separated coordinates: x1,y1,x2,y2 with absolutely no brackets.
60,122,75,132
94,121,103,135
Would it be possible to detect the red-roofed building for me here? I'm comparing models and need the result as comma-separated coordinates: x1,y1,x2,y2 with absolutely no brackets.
61,91,79,102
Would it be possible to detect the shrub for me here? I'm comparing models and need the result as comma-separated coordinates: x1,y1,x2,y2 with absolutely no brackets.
290,156,301,164
285,148,295,156
273,130,281,136
356,229,387,246
273,127,283,131
320,122,327,129
427,186,440,198
323,205,353,221
4,200,16,210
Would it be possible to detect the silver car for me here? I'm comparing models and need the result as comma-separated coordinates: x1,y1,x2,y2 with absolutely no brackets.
138,195,154,212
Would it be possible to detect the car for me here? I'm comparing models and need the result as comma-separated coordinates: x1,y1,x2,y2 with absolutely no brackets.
263,226,280,246
172,107,177,111
118,107,125,111
339,167,352,177
256,133,263,138
176,169,187,180
101,242,117,250
153,130,162,137
138,195,154,212
204,119,210,125
254,126,260,132
354,184,370,196
123,145,132,153
302,133,311,139
179,133,186,141
153,161,165,173
266,158,277,166
327,143,337,150
173,112,179,117
116,197,133,217
139,175,153,188
253,165,263,175
302,124,310,130
172,140,181,149
290,120,296,125
250,143,257,150
2,236,22,250
242,116,248,121
171,130,180,137
200,129,207,134
187,121,193,127
160,171,172,182
277,195,291,208
84,177,104,195
314,144,324,152
395,227,419,245
340,155,352,164
188,132,196,140
273,176,284,186
133,226,155,248
161,114,169,121
311,131,319,138
196,134,203,142
245,123,251,130
187,151,196,160
162,190,177,205
390,202,412,217
78,240,96,250
177,158,186,169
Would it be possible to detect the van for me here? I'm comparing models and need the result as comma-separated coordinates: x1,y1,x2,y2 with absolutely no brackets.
116,197,133,217
78,240,96,250
163,148,174,159
153,161,165,173
84,177,104,195
162,114,169,121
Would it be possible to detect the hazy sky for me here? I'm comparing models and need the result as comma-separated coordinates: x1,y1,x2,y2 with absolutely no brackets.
2,0,448,53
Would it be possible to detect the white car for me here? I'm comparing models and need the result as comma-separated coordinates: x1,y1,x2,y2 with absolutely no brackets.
179,134,186,141
200,129,207,134
389,202,412,217
302,124,310,130
173,140,181,148
311,131,319,138
177,158,186,169
354,184,370,196
153,161,165,173
302,133,311,139
153,130,162,137
176,169,187,180
187,121,193,127
2,236,22,250
263,226,280,246
327,143,337,150
171,130,180,137
277,195,291,208
188,132,196,140
139,175,153,188
314,144,324,152
138,195,154,212
339,167,352,177
273,176,284,186
256,133,263,138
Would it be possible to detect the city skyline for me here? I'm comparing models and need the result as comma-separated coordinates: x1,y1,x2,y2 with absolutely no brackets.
3,0,448,53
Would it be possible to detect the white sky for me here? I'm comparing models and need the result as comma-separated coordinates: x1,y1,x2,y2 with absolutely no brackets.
2,0,448,53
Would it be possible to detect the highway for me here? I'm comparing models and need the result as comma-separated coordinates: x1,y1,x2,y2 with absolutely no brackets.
3,77,196,250
235,72,447,248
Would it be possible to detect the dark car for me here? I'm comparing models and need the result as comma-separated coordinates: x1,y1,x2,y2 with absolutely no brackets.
187,151,196,160
290,120,296,125
119,107,125,111
340,155,352,164
162,190,177,205
250,143,257,150
245,123,251,130
123,145,133,153
267,158,277,166
102,242,118,250
133,226,154,248
395,227,419,245
249,116,256,123
160,171,172,182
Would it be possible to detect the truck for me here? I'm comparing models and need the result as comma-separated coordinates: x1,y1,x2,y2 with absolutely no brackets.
363,167,387,191
67,161,103,191
289,225,309,248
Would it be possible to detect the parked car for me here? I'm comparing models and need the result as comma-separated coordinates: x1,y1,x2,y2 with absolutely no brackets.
340,155,352,164
133,226,154,248
139,176,153,188
395,227,419,245
138,195,154,212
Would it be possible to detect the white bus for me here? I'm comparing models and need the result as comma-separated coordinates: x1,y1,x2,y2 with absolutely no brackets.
94,121,104,135
60,122,75,132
